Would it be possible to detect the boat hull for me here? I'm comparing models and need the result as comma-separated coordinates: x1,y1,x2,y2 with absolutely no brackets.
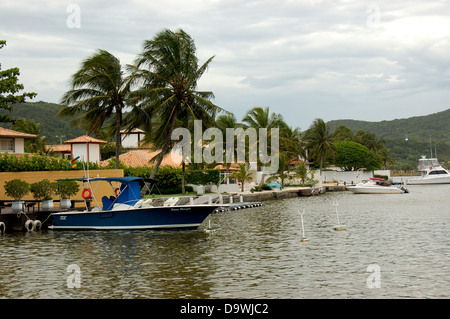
406,176,450,185
49,205,220,230
346,186,405,194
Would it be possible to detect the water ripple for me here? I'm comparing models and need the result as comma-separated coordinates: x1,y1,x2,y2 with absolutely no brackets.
1,184,449,298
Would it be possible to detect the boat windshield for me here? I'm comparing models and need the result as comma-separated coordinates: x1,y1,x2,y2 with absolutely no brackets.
418,157,440,171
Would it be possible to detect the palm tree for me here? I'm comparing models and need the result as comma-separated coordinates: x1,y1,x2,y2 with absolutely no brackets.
127,28,226,178
12,118,47,153
215,113,242,180
230,163,253,192
355,130,385,155
242,106,286,185
303,118,336,185
242,106,285,131
279,124,305,164
59,49,135,168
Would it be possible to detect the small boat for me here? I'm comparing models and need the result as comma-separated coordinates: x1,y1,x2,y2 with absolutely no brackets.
49,176,223,230
406,156,450,185
347,177,409,194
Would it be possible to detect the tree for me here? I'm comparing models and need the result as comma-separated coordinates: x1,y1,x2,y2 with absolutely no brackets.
59,49,135,168
0,41,37,123
355,129,385,155
266,153,291,188
331,125,354,142
333,141,382,171
242,106,285,184
215,113,242,178
12,118,48,153
230,163,253,192
303,118,336,185
127,29,226,178
279,124,305,164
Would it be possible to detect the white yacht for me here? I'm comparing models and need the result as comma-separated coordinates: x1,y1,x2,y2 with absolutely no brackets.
347,178,409,194
406,156,450,185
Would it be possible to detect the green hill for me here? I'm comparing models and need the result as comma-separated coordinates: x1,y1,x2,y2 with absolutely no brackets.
0,101,85,144
327,109,450,169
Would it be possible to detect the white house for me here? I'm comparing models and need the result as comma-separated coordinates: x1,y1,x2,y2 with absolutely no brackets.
0,127,37,154
121,128,145,149
64,135,107,163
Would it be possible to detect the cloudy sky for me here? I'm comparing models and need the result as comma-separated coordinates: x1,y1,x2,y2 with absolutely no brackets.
1,0,449,130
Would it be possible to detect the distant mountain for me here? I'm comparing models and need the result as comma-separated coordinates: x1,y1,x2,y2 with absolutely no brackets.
327,109,450,168
0,101,85,144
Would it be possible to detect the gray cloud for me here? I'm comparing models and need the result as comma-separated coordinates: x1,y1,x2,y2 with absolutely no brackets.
1,0,449,129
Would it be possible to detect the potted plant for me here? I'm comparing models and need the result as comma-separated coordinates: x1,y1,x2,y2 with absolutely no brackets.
30,179,57,211
56,180,80,209
3,179,30,213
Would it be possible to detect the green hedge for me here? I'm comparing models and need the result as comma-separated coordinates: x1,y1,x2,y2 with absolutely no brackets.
0,153,100,172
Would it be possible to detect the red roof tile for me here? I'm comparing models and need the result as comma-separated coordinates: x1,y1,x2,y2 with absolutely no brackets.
0,127,37,139
100,150,183,168
64,135,107,144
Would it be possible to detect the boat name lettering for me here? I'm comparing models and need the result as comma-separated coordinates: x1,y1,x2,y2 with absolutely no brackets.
171,207,192,212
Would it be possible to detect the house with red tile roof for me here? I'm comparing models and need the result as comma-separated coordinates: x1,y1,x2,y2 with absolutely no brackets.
0,127,37,154
45,144,72,159
64,135,107,162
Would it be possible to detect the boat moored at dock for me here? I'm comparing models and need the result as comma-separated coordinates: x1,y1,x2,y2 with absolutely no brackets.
347,177,409,194
49,176,224,231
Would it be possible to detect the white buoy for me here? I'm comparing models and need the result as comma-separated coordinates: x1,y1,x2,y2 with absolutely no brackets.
332,201,347,231
298,208,309,242
0,221,6,234
204,219,216,233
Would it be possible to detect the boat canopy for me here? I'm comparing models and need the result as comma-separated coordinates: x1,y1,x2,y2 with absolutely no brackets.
57,176,156,210
57,176,156,185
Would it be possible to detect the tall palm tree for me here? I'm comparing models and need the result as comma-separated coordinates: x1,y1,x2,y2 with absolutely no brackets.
59,49,135,168
303,118,336,185
215,113,242,179
127,28,226,178
242,106,285,131
242,106,285,184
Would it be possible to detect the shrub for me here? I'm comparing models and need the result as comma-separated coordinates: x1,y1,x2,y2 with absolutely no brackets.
56,180,80,199
30,179,57,201
3,179,30,200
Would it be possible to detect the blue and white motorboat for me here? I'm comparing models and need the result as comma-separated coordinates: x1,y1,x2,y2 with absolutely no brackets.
49,176,222,230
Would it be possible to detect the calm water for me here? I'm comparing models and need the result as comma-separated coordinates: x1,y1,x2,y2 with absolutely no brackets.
1,185,448,299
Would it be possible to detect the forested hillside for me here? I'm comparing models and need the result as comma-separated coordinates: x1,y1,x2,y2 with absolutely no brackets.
328,109,450,169
0,101,85,144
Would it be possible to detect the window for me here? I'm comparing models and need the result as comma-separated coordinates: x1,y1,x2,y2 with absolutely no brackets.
429,170,448,175
0,139,14,152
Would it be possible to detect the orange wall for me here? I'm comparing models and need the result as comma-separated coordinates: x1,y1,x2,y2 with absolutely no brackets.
0,169,124,207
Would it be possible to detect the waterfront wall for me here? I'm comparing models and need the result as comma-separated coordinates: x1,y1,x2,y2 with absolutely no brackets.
0,169,124,207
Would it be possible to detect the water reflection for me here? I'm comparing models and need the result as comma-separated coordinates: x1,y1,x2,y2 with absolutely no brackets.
1,185,449,298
